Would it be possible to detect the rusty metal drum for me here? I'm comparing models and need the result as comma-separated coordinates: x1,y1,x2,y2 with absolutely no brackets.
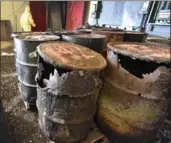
96,42,171,143
124,31,148,42
62,33,105,54
14,33,60,109
92,31,124,58
36,42,107,142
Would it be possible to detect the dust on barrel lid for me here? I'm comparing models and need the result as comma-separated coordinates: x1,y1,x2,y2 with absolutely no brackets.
64,33,106,39
16,34,60,41
107,42,170,64
37,41,107,71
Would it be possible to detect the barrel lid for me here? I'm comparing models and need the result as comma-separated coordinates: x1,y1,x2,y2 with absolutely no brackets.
37,41,107,71
16,34,60,41
70,34,106,39
11,32,46,38
92,30,124,35
108,42,170,64
96,27,123,32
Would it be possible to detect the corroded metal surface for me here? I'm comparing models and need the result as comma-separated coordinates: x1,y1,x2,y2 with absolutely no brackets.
123,31,147,42
92,31,124,42
36,68,102,142
92,31,124,57
108,42,170,64
37,42,107,71
96,42,171,142
36,42,105,142
147,37,170,45
72,34,105,39
62,34,105,53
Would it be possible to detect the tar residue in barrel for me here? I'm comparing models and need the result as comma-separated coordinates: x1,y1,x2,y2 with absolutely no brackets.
36,55,102,143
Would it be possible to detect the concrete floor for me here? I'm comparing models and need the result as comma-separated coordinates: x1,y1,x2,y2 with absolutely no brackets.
1,42,50,143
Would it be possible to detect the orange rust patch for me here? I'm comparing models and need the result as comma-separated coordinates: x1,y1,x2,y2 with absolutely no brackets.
38,42,107,71
108,42,170,64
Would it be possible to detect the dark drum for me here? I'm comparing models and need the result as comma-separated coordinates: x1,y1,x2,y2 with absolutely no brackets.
13,33,59,109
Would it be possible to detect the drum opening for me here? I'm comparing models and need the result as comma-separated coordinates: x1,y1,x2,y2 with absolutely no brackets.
36,56,72,88
114,51,170,79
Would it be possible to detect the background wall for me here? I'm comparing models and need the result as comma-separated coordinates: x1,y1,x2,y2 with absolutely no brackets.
1,1,29,32
48,1,62,31
88,1,145,29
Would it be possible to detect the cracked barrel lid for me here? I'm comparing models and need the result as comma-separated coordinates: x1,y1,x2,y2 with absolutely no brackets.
37,41,107,71
107,42,170,64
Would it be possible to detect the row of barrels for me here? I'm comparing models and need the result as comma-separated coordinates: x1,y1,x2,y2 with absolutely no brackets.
11,29,147,109
11,29,170,143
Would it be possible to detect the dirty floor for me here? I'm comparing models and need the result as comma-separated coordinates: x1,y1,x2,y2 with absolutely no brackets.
1,42,49,143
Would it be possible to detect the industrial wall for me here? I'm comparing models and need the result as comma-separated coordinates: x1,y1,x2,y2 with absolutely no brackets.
1,1,29,32
88,1,145,29
48,1,62,31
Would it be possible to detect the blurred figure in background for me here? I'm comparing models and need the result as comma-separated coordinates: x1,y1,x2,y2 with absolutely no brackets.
20,5,36,32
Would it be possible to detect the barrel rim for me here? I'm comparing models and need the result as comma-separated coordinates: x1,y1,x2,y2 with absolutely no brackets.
124,31,148,35
107,42,170,64
37,41,107,71
92,31,125,35
62,33,106,39
15,34,60,42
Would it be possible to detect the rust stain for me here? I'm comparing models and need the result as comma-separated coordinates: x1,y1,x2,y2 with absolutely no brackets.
108,42,170,64
37,41,107,71
97,42,171,140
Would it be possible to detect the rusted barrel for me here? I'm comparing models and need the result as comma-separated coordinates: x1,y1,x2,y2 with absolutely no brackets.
96,42,171,143
62,33,105,54
36,42,107,142
124,31,148,42
14,34,60,109
146,36,170,46
92,31,124,58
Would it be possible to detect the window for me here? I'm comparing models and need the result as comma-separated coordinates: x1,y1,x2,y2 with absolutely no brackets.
161,1,167,10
